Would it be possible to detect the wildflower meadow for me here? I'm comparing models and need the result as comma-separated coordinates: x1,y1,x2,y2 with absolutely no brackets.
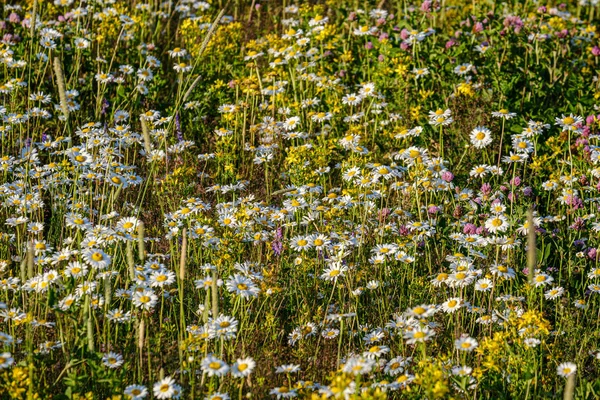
2,0,600,398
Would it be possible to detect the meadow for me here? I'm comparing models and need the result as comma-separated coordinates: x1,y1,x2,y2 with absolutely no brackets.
0,0,600,398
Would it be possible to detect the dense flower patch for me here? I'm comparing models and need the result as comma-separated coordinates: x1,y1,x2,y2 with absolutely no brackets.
0,0,600,399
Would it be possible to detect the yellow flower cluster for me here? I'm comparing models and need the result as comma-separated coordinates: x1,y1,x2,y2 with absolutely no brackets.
1,366,36,399
414,358,450,399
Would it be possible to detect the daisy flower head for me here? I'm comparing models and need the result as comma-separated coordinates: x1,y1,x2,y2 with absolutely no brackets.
404,325,435,344
441,297,463,313
276,364,301,374
359,82,377,97
455,336,479,351
512,136,534,153
470,164,490,178
102,352,124,368
218,213,237,228
153,377,179,399
485,214,509,233
0,333,14,347
225,274,260,299
282,116,300,131
401,146,429,165
413,67,429,79
149,270,176,288
475,278,493,292
454,63,474,75
588,268,600,279
429,109,454,126
311,233,330,250
321,328,339,339
210,314,238,340
269,386,297,398
231,357,256,378
290,235,312,252
470,126,492,148
167,47,187,58
475,42,490,53
0,352,13,369
452,365,473,376
589,283,600,293
95,72,114,84
385,356,408,376
124,384,148,399
205,393,230,400
492,109,516,119
342,93,363,106
533,271,554,287
74,38,90,50
555,114,583,131
132,289,158,311
116,216,139,233
428,108,451,119
491,263,516,279
523,338,541,348
574,299,588,310
82,248,111,270
320,262,348,281
64,261,88,278
342,355,376,375
557,362,577,378
201,354,229,377
364,344,390,359
369,8,388,19
502,151,528,164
